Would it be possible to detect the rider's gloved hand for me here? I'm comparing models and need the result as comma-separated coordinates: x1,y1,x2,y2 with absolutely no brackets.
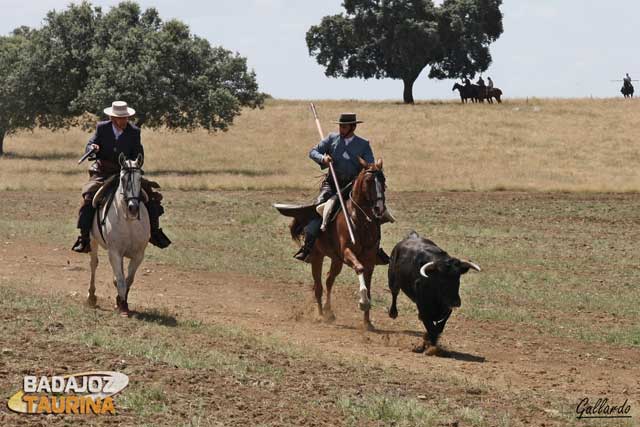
322,154,333,166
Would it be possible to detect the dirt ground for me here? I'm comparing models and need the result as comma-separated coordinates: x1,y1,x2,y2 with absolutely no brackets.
0,191,638,426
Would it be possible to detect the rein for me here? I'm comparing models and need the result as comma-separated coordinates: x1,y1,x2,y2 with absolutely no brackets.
120,166,143,204
97,165,143,241
349,192,373,223
349,169,385,224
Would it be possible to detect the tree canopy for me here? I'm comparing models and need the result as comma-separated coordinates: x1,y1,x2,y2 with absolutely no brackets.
306,0,503,103
0,1,264,155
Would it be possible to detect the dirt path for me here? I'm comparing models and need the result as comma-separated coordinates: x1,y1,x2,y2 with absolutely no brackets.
2,239,638,425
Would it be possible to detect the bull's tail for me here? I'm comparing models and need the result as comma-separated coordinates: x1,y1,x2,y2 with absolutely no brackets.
289,217,305,243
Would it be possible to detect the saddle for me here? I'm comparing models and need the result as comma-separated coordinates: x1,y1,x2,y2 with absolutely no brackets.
92,174,150,209
92,175,119,209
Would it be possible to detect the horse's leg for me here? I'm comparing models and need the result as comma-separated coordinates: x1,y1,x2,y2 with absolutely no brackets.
87,238,98,307
342,248,369,312
108,250,129,316
362,267,375,331
311,254,324,317
124,251,145,305
323,258,343,322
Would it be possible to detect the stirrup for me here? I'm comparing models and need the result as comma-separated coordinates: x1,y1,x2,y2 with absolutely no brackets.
380,209,396,224
293,247,309,261
72,236,91,253
150,228,171,249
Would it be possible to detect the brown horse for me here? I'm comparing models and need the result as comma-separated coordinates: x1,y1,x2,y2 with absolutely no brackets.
290,158,387,330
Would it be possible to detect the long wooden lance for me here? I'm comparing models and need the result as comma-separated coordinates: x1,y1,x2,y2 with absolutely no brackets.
309,103,356,245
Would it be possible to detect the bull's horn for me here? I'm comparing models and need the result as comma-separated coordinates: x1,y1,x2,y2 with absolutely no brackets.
419,262,436,278
461,260,481,272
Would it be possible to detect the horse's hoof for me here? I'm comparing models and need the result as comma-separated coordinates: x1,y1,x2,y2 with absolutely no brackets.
119,310,132,318
358,301,371,312
364,322,375,332
388,307,398,319
86,295,97,308
323,311,336,323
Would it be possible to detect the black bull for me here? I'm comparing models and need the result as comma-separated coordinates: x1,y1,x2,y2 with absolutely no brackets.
387,231,481,354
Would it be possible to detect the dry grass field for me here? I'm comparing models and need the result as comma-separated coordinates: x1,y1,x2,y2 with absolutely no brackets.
1,97,640,192
1,98,639,426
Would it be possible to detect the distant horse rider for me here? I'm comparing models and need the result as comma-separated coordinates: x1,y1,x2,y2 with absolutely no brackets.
487,77,494,92
72,101,171,253
464,76,471,87
293,112,392,262
624,73,632,88
477,76,487,98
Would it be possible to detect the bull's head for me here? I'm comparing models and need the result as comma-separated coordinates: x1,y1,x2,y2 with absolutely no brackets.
419,258,481,309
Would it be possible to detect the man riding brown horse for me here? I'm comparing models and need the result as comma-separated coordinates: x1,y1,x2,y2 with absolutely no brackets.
71,101,171,253
293,112,392,262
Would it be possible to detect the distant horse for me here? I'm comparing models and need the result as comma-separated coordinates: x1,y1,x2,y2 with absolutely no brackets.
452,83,478,103
487,87,503,103
282,159,387,330
621,83,634,98
87,153,150,316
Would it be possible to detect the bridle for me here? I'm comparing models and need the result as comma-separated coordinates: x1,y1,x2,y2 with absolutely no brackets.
350,168,386,222
120,164,143,204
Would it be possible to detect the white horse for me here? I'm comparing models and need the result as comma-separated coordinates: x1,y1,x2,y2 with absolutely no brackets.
87,153,150,316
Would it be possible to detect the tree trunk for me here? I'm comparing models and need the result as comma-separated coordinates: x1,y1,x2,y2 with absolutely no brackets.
0,129,4,157
403,78,415,104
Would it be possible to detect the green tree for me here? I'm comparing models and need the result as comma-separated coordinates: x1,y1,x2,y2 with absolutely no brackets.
0,1,264,156
0,28,37,156
306,0,503,104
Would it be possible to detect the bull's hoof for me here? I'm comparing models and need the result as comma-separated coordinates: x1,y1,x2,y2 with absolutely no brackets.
425,345,440,356
388,306,398,319
86,294,97,308
412,344,426,353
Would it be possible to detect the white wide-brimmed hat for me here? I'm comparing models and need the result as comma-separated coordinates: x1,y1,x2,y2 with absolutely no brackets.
103,101,136,117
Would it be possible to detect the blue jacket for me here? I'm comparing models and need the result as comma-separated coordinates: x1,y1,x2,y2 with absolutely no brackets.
309,133,374,183
85,121,143,174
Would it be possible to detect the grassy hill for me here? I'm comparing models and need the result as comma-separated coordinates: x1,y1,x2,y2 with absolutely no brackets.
1,98,639,192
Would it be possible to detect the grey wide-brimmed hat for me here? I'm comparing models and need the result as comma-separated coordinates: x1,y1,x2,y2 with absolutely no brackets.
334,113,363,125
104,101,136,117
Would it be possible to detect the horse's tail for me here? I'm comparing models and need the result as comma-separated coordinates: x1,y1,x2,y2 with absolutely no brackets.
289,217,305,243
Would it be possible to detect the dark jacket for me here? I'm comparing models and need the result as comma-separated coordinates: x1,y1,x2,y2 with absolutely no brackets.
85,121,143,175
309,133,375,184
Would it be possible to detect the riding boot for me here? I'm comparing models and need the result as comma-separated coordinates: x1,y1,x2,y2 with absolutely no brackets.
294,231,317,262
147,199,171,249
72,204,95,253
380,208,396,225
318,196,337,232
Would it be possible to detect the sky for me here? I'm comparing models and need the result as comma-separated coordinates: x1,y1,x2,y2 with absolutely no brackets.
1,0,638,101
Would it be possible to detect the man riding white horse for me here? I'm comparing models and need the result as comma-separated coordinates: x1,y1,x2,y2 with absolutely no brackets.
293,112,392,262
72,101,171,253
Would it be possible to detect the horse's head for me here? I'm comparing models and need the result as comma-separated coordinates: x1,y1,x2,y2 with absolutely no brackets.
452,83,460,91
354,157,387,221
118,153,145,219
